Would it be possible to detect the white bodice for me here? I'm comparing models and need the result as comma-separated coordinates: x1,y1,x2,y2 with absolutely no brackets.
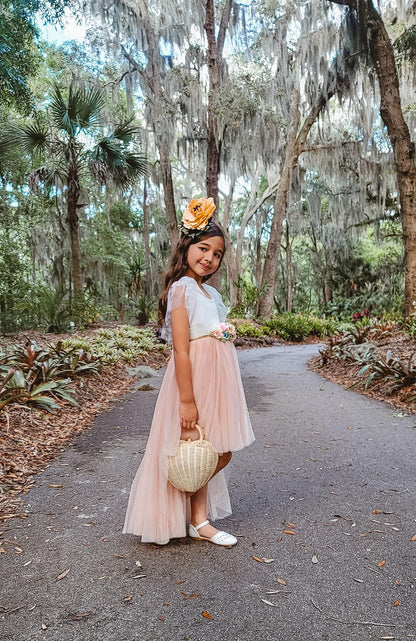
161,276,227,343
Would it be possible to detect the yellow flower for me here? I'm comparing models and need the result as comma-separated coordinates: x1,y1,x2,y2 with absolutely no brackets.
182,197,216,230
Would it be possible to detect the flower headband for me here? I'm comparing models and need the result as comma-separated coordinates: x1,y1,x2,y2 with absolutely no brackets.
179,197,216,238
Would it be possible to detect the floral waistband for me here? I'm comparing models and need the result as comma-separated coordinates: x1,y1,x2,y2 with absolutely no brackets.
189,323,237,342
210,322,236,342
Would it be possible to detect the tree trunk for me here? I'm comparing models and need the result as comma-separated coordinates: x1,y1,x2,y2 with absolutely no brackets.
142,179,152,295
256,65,341,317
257,89,300,317
204,0,232,208
220,185,239,307
329,0,416,318
67,164,82,294
285,220,293,312
121,3,178,250
158,140,178,248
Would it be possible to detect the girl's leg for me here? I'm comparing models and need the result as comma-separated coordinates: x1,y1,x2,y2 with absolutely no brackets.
190,452,232,539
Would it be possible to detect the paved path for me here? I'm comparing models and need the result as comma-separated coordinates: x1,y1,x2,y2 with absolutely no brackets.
1,345,415,641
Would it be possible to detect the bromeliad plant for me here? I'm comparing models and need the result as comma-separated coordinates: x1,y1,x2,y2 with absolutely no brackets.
352,351,416,395
62,326,164,364
0,340,103,412
0,368,78,412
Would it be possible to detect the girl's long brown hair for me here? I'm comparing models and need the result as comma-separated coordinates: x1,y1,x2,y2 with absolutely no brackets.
158,221,225,325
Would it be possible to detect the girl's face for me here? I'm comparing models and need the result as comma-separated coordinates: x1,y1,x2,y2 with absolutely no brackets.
185,235,225,282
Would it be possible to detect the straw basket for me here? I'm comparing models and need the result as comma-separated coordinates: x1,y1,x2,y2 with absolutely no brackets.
167,424,219,493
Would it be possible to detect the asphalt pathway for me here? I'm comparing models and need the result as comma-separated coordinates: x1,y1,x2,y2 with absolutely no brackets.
1,344,415,641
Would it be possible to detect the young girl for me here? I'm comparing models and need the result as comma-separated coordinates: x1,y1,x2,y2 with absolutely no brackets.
123,197,254,546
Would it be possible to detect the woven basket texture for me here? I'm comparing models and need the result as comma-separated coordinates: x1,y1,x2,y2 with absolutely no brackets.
168,425,219,492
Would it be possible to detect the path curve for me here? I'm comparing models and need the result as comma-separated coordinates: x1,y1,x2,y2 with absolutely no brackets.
1,344,415,641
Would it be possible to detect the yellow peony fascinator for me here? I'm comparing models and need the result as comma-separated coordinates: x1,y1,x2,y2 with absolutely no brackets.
179,197,216,238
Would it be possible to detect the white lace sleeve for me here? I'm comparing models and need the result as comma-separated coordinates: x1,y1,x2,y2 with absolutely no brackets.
204,285,228,322
160,280,197,343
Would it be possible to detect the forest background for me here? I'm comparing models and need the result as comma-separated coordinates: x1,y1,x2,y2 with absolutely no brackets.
1,0,416,335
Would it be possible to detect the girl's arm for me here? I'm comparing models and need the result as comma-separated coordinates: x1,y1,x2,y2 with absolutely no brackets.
171,296,198,431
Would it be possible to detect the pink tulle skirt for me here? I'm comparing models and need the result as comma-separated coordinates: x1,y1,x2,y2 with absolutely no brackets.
123,337,254,544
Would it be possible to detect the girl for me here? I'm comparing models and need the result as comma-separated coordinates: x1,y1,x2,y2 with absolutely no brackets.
123,197,254,546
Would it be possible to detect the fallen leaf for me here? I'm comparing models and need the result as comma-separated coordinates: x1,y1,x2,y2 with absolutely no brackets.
123,595,133,602
395,580,401,585
113,554,125,559
174,580,185,585
283,530,296,536
312,555,319,564
287,522,296,528
252,555,263,562
261,598,278,607
277,578,287,585
158,616,165,621
56,568,70,581
393,600,400,607
410,534,416,541
48,484,65,488
202,610,214,619
14,546,23,554
377,560,386,567
72,612,91,620
373,509,382,514
263,558,275,564
183,594,199,600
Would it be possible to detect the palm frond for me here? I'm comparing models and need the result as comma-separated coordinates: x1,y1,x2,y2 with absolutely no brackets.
89,138,148,187
28,164,66,191
1,123,49,155
50,83,106,135
91,137,123,166
112,119,143,144
118,151,148,185
73,87,106,129
50,84,75,136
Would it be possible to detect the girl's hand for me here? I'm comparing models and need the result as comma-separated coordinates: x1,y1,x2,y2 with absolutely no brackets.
179,401,198,431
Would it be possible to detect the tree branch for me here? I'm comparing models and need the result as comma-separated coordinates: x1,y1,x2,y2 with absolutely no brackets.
217,0,233,61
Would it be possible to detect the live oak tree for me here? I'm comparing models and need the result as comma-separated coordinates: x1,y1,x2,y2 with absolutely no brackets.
328,0,416,318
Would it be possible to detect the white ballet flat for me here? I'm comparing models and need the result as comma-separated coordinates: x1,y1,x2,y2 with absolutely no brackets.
188,520,237,547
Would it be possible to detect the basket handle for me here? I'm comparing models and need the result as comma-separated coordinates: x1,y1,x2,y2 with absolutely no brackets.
183,423,205,442
194,424,204,441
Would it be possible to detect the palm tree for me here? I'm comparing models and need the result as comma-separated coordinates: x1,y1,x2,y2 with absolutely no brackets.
4,83,147,293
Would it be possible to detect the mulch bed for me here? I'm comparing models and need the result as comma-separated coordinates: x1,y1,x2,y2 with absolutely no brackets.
308,331,416,415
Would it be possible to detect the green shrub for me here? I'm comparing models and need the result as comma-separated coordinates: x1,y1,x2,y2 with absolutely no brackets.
262,313,338,341
128,292,156,325
236,323,268,338
62,325,164,364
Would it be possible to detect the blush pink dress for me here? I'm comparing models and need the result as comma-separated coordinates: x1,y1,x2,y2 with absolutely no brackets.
123,276,254,544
